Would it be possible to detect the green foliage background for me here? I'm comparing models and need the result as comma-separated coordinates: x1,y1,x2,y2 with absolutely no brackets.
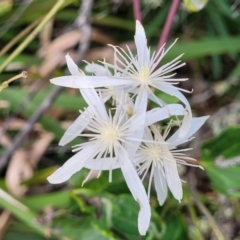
0,0,240,239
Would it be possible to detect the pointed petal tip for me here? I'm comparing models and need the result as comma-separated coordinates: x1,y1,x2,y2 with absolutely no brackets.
58,140,65,147
49,78,55,84
136,19,141,25
135,20,144,31
47,175,62,184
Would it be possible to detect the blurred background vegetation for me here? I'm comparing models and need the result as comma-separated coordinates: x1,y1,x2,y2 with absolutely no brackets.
0,0,240,239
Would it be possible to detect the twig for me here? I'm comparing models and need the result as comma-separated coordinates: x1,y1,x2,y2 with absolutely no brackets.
157,0,180,50
191,189,225,240
0,86,63,172
74,0,93,63
0,71,28,91
0,81,46,142
133,0,142,22
0,0,93,172
0,0,66,74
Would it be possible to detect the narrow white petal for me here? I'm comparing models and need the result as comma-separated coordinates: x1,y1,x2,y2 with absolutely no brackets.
65,54,83,76
119,147,151,236
80,88,109,121
163,158,182,202
84,157,121,170
145,104,186,126
135,20,150,66
50,76,133,88
147,90,166,107
127,88,148,158
59,107,94,146
167,116,209,147
47,144,98,184
153,168,167,206
85,63,111,76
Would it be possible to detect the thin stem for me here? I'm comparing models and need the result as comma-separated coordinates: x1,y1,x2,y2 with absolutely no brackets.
186,188,205,240
0,17,42,57
132,0,142,22
157,0,180,50
0,71,28,92
191,189,225,240
0,0,66,75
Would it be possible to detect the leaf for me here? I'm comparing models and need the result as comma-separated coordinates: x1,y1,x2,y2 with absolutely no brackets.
163,36,240,63
0,189,49,236
21,167,58,186
101,194,139,239
201,126,240,197
22,190,71,210
160,214,188,240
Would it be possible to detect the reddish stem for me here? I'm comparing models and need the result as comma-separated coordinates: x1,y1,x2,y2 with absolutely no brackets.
157,0,180,50
133,0,142,22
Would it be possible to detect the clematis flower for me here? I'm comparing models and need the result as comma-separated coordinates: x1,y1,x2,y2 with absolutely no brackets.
60,54,136,146
59,55,121,146
48,88,151,235
135,116,209,206
50,20,191,138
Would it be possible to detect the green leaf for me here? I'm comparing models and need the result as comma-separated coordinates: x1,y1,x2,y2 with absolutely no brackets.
53,216,117,240
201,126,240,197
22,190,71,210
21,167,57,186
101,194,139,239
160,214,188,240
0,189,48,236
162,36,240,63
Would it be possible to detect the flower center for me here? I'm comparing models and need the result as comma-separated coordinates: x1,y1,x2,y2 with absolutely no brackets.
148,146,163,162
139,67,150,85
101,125,120,145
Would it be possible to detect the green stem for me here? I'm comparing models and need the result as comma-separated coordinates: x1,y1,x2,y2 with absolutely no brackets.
186,188,205,240
191,189,225,240
0,17,42,57
0,0,65,75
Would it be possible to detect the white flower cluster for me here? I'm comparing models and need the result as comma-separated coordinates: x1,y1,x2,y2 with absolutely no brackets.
48,21,209,235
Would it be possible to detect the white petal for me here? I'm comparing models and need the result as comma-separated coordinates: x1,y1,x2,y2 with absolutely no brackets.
50,76,133,88
163,158,182,202
85,63,111,76
47,144,98,184
127,88,148,158
84,157,121,170
145,104,186,126
135,20,150,67
65,54,83,76
153,168,167,206
167,116,209,147
80,88,109,121
59,107,94,146
153,84,192,138
119,147,151,235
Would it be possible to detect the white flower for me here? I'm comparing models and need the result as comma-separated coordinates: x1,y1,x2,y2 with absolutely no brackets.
135,116,209,205
50,21,191,138
59,55,120,146
48,88,151,235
